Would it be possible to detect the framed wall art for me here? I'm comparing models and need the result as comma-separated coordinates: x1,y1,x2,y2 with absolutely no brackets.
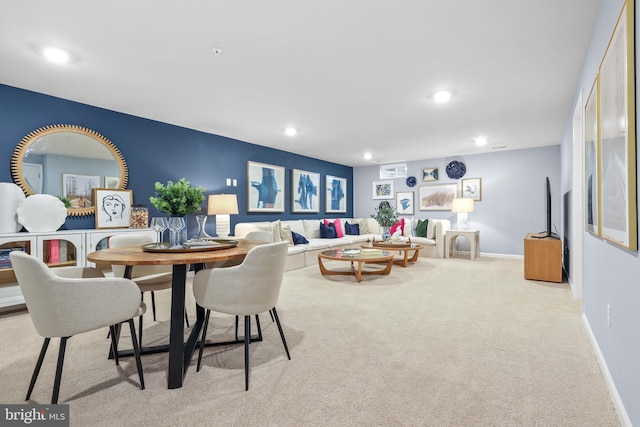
422,167,438,182
372,180,394,199
418,184,457,211
395,191,414,215
461,178,482,201
247,161,285,212
62,173,100,209
291,169,320,213
326,175,347,213
94,188,132,229
584,77,599,235
104,176,120,189
598,0,636,249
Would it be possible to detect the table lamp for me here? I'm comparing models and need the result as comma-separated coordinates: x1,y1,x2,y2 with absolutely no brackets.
451,198,475,230
208,194,239,238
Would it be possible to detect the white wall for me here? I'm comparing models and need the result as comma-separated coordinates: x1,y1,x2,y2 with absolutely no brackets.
560,0,639,424
354,146,560,255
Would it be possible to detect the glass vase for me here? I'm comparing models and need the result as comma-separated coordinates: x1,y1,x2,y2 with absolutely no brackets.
192,215,212,241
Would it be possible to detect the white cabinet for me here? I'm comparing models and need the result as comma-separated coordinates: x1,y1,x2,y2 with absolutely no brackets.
0,228,154,310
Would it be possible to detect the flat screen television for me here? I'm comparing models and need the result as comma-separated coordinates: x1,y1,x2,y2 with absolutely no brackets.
534,177,558,239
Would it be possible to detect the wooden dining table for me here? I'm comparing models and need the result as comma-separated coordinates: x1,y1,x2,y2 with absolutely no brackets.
87,239,264,389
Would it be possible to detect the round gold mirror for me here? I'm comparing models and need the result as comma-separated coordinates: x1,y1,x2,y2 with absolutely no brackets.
10,124,128,217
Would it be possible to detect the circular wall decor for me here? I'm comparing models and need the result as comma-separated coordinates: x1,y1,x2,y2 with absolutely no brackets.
446,160,466,179
405,176,417,187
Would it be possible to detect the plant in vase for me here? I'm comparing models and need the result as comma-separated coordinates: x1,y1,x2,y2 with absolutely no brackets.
149,178,205,246
371,202,398,242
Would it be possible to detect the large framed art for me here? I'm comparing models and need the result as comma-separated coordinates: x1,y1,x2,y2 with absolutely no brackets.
326,175,347,213
291,169,320,213
584,77,599,235
419,184,457,211
247,161,285,212
598,0,636,249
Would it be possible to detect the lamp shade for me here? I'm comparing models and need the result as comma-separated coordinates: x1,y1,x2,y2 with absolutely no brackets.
207,194,239,215
451,198,475,213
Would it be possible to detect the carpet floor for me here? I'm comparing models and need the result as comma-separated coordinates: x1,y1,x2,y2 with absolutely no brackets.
0,256,619,426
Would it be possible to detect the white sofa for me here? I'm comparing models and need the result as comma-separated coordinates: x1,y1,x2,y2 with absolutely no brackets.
234,218,451,272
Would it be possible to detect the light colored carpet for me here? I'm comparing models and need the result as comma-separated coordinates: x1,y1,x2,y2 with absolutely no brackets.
0,256,619,426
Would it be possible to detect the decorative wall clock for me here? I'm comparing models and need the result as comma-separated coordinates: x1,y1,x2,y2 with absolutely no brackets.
446,160,466,179
405,176,417,187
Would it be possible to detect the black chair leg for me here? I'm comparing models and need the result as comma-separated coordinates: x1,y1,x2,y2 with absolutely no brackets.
197,310,211,372
109,325,120,365
185,308,190,328
52,337,68,404
255,314,262,341
26,338,50,401
244,315,250,391
235,315,239,341
138,314,144,349
269,309,275,322
272,307,291,360
128,319,145,390
151,291,157,321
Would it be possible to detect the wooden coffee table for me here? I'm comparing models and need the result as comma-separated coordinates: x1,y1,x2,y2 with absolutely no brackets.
318,248,394,282
361,241,423,267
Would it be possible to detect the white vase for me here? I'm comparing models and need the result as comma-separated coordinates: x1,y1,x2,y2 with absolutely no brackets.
0,182,26,233
17,194,67,232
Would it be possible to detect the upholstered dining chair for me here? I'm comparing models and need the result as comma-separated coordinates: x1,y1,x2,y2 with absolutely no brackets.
192,240,291,390
109,233,189,347
9,251,145,404
244,230,273,242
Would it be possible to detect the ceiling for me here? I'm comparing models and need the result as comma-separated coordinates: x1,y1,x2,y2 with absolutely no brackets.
0,0,601,167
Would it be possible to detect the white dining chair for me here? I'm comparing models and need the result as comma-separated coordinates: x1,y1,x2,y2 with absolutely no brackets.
192,241,290,390
10,251,145,404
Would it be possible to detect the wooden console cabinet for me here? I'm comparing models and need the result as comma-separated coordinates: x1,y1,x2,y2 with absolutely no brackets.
524,233,562,283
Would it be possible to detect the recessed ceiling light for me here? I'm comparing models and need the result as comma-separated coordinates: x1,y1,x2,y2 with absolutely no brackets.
474,136,487,146
432,90,455,103
363,152,372,160
211,47,223,56
284,127,297,136
42,47,70,64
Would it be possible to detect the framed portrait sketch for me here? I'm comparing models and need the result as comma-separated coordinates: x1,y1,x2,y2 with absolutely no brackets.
94,188,132,229
461,178,482,201
598,0,637,249
372,180,394,199
584,77,599,235
395,191,414,215
63,173,100,209
291,169,320,213
247,161,285,212
326,175,347,213
422,167,439,182
419,184,457,211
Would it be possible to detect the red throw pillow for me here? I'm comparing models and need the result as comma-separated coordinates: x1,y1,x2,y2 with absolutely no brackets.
390,218,405,236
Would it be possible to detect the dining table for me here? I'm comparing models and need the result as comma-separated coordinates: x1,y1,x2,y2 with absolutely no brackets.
86,239,264,389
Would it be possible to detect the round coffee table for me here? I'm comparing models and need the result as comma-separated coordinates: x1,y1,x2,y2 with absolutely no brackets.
317,248,394,283
361,241,423,267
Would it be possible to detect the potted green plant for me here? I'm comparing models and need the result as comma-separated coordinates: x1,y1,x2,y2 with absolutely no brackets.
149,178,205,216
371,203,398,241
150,178,205,246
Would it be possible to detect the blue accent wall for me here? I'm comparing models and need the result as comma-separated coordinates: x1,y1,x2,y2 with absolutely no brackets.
0,84,353,235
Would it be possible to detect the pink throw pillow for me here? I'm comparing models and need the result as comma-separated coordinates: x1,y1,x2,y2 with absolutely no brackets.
390,218,405,236
324,218,345,237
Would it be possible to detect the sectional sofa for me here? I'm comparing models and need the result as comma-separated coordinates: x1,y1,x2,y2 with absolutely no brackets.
234,217,451,272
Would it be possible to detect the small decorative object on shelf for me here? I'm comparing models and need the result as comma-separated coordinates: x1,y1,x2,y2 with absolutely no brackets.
446,160,466,179
130,204,149,228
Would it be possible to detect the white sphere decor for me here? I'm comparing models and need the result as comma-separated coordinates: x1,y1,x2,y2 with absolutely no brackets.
0,182,26,233
16,194,68,232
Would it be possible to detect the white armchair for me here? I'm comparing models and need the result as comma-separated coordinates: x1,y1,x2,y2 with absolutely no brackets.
10,251,145,404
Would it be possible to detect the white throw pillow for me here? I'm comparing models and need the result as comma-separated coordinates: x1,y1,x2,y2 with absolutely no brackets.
427,220,436,239
271,220,282,242
280,225,294,246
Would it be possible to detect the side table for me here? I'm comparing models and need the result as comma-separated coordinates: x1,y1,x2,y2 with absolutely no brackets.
445,229,479,261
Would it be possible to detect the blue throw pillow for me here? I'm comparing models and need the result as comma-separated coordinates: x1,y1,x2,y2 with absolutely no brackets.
291,231,309,245
319,222,337,238
344,221,360,235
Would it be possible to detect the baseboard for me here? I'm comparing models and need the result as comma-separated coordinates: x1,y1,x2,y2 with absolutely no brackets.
582,313,631,427
478,252,524,259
